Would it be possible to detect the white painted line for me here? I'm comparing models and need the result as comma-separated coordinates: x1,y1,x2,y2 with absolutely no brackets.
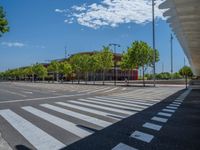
157,112,172,117
122,88,127,91
96,96,152,106
69,100,133,115
174,100,183,102
151,116,168,123
41,104,111,127
87,87,111,94
142,122,162,131
0,89,27,97
172,102,181,105
22,106,92,138
166,106,177,110
162,109,176,113
0,109,65,150
169,103,180,107
102,87,119,93
78,99,142,112
55,102,124,120
88,98,147,109
130,131,154,143
22,91,33,94
112,143,138,150
0,93,86,104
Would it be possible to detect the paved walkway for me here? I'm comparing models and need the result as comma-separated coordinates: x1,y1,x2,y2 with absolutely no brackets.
63,88,200,150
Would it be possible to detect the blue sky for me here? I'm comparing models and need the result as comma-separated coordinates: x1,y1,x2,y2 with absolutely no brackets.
0,0,188,73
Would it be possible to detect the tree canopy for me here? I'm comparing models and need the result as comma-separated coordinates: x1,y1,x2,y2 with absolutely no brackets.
0,6,9,36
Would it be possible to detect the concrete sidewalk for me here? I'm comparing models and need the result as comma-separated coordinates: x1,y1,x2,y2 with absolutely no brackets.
62,88,200,150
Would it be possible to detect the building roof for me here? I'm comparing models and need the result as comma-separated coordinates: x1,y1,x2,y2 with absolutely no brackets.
159,0,200,75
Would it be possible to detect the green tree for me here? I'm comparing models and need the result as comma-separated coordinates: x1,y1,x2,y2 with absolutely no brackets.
69,54,82,84
89,53,101,84
33,64,47,81
47,61,59,82
179,66,193,88
120,52,134,85
99,46,113,85
128,41,159,86
0,6,9,37
58,61,72,82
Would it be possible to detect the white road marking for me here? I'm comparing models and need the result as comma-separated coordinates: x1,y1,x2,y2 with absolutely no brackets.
142,122,162,131
0,89,27,97
56,102,124,120
157,112,172,117
112,143,138,150
88,98,147,109
41,104,111,127
0,93,86,104
151,116,168,123
87,87,111,94
22,106,92,138
122,88,127,91
69,100,133,115
78,99,142,112
169,103,180,107
22,91,33,94
172,102,181,105
130,131,154,143
102,87,119,93
0,109,65,150
162,109,176,113
166,106,178,110
174,100,183,102
96,96,153,106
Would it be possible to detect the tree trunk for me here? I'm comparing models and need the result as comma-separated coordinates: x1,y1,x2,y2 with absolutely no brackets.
93,71,96,85
185,75,188,89
78,72,80,84
102,70,105,85
142,66,145,87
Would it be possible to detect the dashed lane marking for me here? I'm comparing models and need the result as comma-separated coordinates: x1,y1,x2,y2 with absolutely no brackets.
157,112,172,117
162,109,176,113
112,143,138,150
142,122,162,131
151,116,168,123
130,130,154,143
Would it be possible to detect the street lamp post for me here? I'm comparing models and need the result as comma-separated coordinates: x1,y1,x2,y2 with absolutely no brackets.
170,34,173,75
152,0,156,87
109,43,120,86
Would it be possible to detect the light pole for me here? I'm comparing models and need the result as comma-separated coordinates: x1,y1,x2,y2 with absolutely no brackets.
109,43,120,86
152,0,156,87
170,34,173,75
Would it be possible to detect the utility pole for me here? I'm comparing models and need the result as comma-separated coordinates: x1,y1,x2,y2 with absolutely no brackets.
65,46,67,59
162,62,164,73
170,34,173,74
184,57,186,67
152,0,156,87
109,43,120,86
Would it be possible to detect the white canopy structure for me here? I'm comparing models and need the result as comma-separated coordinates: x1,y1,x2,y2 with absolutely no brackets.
159,0,200,76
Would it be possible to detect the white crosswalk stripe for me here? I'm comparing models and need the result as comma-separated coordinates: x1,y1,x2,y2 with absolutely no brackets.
0,109,65,150
41,104,112,127
22,106,93,138
70,100,134,115
78,98,142,112
55,102,124,120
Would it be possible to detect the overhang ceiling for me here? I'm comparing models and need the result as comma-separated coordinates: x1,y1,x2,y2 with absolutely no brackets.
159,0,200,75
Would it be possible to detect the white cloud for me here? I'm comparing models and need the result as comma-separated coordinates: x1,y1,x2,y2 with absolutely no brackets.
55,9,68,13
1,42,25,47
58,0,166,29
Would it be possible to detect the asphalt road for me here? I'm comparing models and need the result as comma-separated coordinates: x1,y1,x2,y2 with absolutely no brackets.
0,82,183,150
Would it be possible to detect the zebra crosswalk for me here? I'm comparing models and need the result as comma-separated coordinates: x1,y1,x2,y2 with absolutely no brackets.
0,87,180,149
